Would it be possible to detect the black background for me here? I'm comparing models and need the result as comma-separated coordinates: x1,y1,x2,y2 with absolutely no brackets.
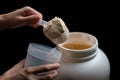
0,0,118,80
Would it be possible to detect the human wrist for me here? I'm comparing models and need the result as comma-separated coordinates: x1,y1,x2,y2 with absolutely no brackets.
0,14,8,30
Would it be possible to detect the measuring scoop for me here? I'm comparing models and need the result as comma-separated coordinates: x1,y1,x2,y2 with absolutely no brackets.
39,17,69,44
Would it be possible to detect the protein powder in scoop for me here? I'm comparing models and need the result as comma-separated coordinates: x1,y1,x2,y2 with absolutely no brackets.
43,17,69,44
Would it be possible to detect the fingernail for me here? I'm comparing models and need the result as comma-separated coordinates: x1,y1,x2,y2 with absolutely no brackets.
54,63,60,67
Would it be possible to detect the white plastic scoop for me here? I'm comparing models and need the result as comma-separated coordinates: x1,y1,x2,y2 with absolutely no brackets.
39,17,69,44
39,20,47,26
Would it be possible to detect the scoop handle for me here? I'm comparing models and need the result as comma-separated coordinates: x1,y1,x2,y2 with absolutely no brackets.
39,20,47,26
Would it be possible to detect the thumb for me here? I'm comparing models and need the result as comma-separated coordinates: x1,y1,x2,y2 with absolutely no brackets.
22,15,41,28
5,59,25,73
12,59,25,69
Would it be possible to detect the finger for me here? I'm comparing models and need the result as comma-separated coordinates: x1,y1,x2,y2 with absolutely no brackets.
44,70,58,80
26,63,60,73
20,6,43,18
8,59,25,71
35,70,58,80
13,59,25,68
18,6,43,28
23,6,42,16
20,15,40,27
29,23,40,28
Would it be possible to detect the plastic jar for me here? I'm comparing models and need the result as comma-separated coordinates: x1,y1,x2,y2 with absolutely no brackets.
55,32,110,80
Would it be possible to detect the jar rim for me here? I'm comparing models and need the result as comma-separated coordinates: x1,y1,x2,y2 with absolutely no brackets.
61,48,99,62
58,32,98,52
